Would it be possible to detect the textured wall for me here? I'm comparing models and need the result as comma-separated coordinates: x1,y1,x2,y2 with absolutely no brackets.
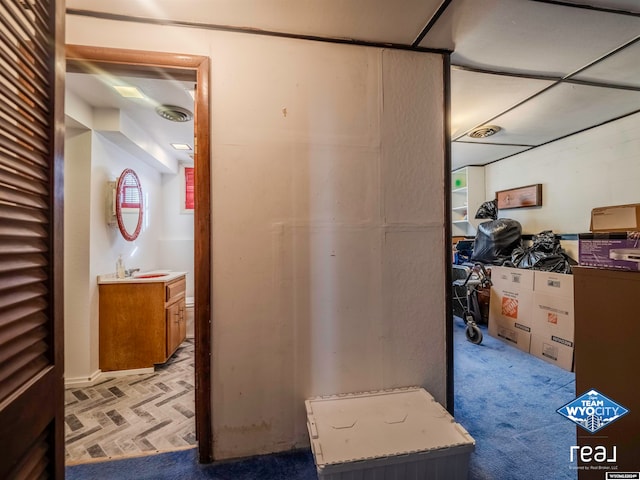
66,16,447,459
485,110,640,260
64,129,94,382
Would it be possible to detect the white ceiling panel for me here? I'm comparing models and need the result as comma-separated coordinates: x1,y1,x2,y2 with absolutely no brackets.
66,0,442,45
572,40,640,88
66,72,195,163
470,82,640,146
420,0,640,77
66,0,640,173
451,68,554,139
451,142,531,170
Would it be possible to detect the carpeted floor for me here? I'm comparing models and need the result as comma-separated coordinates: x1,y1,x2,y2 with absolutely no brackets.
67,317,577,479
453,316,577,479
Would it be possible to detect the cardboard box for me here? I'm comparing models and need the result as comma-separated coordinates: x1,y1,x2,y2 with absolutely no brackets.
531,292,574,341
306,388,475,480
530,270,574,371
579,233,640,271
532,271,574,342
489,266,534,326
590,203,640,232
491,265,535,293
489,266,535,351
533,270,574,297
530,334,574,371
488,315,531,353
489,267,575,367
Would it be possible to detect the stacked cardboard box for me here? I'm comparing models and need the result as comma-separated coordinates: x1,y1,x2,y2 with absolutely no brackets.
530,271,574,371
488,266,534,353
589,203,640,233
579,204,640,272
489,266,574,371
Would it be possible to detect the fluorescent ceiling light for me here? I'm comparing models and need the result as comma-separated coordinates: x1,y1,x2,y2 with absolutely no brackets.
113,85,145,98
171,143,192,151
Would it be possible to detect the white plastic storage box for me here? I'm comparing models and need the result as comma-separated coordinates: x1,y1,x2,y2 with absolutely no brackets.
305,387,475,480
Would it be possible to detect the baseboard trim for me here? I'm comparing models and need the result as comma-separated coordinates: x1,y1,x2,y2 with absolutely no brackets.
64,369,103,388
64,367,155,387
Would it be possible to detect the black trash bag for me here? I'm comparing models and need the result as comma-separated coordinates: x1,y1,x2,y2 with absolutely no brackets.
471,218,522,265
511,230,577,274
474,199,498,220
454,239,474,265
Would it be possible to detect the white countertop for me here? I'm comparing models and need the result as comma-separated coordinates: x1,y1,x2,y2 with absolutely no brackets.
97,271,187,285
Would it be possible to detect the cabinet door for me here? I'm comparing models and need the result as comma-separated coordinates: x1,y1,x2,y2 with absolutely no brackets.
166,301,183,357
178,301,187,343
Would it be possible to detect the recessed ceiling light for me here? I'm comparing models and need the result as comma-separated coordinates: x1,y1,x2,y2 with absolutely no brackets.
113,85,145,98
171,143,192,151
468,125,501,139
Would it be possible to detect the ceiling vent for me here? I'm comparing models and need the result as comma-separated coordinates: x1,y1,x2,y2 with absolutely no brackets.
155,105,193,123
468,125,501,139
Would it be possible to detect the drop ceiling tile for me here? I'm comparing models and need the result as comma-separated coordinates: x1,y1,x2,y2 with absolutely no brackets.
420,0,640,76
475,82,640,146
451,142,530,170
572,41,640,88
66,0,443,45
451,68,554,139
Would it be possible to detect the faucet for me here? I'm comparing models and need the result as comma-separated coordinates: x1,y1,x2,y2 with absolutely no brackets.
125,268,140,277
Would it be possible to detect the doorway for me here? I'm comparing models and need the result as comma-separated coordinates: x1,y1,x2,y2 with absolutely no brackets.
64,45,212,463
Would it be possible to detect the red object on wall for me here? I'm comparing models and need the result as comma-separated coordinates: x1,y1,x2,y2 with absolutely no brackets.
121,176,141,208
185,167,194,210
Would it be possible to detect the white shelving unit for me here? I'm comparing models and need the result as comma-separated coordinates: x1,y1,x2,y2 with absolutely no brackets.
451,166,485,237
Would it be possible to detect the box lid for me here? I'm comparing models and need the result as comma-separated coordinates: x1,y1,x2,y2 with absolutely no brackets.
305,387,474,468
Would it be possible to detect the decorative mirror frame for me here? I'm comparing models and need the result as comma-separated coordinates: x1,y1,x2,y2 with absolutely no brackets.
115,168,143,241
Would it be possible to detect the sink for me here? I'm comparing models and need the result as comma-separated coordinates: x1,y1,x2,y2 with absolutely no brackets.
98,270,185,285
133,270,171,279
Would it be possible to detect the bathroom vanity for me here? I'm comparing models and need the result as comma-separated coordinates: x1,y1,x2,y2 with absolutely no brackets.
98,271,187,372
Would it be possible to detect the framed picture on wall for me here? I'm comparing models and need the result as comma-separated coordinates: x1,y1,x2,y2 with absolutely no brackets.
496,184,542,210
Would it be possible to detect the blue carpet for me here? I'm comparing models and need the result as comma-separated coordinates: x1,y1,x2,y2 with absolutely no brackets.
453,316,576,480
67,317,577,479
66,448,317,480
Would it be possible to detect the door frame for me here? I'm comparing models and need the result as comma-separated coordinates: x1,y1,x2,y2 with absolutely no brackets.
65,45,213,463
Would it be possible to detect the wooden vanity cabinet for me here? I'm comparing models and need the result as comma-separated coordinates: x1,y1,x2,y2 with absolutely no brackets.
99,275,187,371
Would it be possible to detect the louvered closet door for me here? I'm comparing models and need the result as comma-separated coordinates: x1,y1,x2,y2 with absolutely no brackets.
0,0,65,479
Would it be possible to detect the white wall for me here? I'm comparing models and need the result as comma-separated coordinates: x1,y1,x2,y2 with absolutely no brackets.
66,16,447,460
485,111,640,260
89,133,164,280
64,95,166,384
64,128,94,381
160,166,195,297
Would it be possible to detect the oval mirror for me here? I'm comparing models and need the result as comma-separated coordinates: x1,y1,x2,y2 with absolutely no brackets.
115,168,143,241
